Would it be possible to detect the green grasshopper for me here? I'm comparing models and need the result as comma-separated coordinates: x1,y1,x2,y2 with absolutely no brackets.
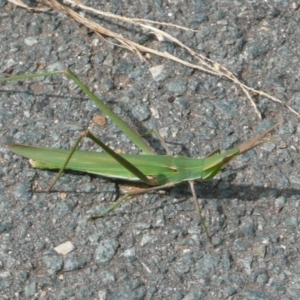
1,69,279,240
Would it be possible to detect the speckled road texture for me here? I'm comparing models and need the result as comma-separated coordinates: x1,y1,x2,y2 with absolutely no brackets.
1,1,300,299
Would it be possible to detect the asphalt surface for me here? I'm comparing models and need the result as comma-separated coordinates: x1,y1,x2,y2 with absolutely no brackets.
1,1,300,299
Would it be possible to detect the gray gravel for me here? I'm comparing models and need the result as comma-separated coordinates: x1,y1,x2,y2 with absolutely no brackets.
1,0,300,299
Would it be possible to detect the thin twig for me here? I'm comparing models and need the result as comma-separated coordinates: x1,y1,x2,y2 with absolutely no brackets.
8,0,300,118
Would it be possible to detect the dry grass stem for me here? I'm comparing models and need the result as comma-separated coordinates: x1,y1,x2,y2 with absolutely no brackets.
8,0,300,118
8,0,49,11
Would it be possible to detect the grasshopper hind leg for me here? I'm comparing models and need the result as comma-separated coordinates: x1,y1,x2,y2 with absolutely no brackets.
46,130,87,192
188,180,213,244
46,129,156,192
